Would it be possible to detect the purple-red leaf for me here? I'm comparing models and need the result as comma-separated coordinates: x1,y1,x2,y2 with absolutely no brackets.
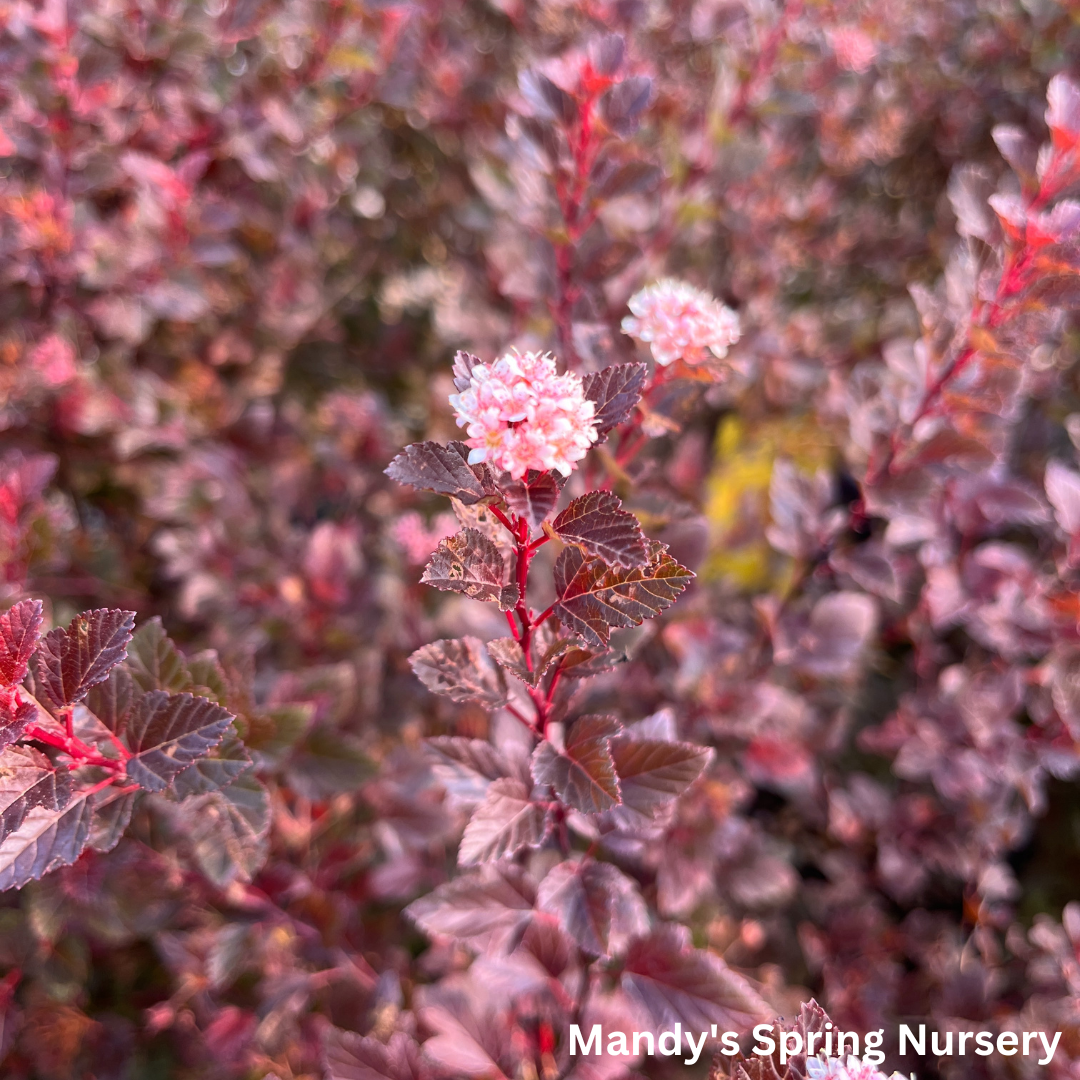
1047,73,1080,148
324,1030,429,1080
600,75,653,136
385,441,497,505
126,616,193,694
553,541,693,648
124,691,234,792
0,746,71,841
531,714,622,814
609,737,711,818
421,530,518,611
85,668,137,735
426,736,512,803
410,637,508,708
458,778,548,865
0,785,95,891
34,608,136,707
715,1000,834,1080
594,159,663,202
621,924,769,1030
582,363,647,439
553,491,648,569
537,858,648,958
87,789,136,854
499,470,565,529
519,70,575,125
452,350,483,393
406,862,536,949
486,633,579,688
779,592,878,679
558,644,628,678
181,770,270,886
171,735,251,798
0,698,35,753
0,600,43,686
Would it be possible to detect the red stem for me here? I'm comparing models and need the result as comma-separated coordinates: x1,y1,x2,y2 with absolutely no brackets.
25,721,128,773
490,505,516,533
533,602,557,628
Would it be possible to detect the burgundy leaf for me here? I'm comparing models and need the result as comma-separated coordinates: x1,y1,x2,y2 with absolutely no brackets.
324,1029,429,1080
125,616,193,693
992,124,1038,181
0,600,43,686
715,1000,834,1080
34,609,136,707
594,159,663,202
0,785,95,892
458,778,548,865
385,441,497,505
519,70,575,125
590,33,625,76
621,924,769,1030
486,633,579,688
499,470,565,529
452,350,483,393
1047,73,1080,146
609,737,711,818
0,697,35,753
582,363,647,439
558,644,628,679
124,691,234,792
517,912,572,977
171,735,251,797
426,736,512,802
537,859,648,958
0,746,71,841
87,789,137,854
85,668,137,735
948,164,997,243
576,235,640,282
421,530,518,611
180,770,270,887
599,75,653,136
782,592,878,679
410,637,508,708
415,987,513,1079
406,862,537,949
553,491,648,569
531,715,622,814
553,541,693,648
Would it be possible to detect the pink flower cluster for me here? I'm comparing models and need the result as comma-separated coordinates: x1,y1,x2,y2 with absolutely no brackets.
621,278,741,366
806,1056,902,1080
828,26,878,74
391,511,458,564
448,350,597,479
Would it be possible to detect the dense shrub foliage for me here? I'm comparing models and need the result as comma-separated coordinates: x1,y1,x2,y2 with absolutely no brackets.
2,0,1080,1077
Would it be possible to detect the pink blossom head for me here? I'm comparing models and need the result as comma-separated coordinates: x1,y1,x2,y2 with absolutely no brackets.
828,27,878,74
806,1056,899,1080
448,350,597,480
621,278,740,367
391,511,458,564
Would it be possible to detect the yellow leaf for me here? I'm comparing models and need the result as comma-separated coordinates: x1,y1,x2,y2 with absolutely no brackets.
702,414,834,590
